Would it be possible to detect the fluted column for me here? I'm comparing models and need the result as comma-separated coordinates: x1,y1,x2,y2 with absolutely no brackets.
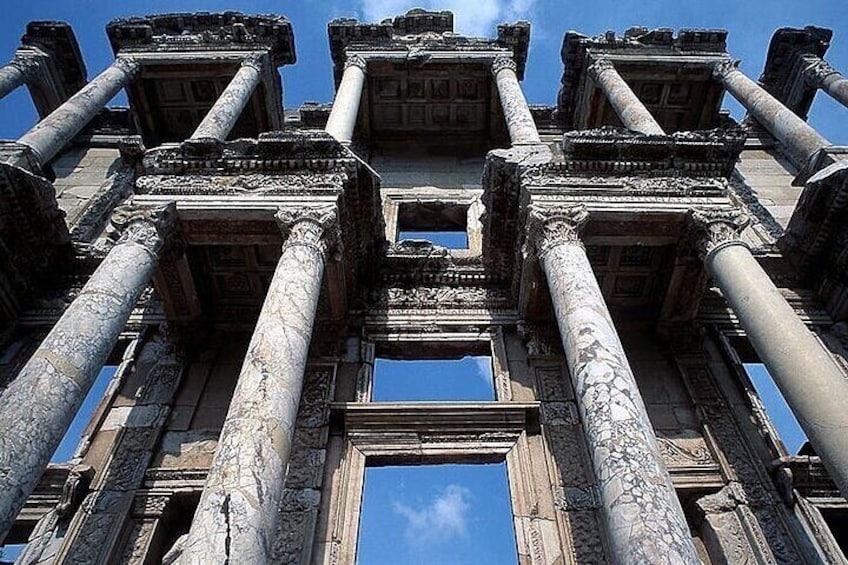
190,55,264,141
713,60,830,168
181,205,339,564
0,54,38,101
528,205,699,564
691,208,848,499
492,55,541,145
587,58,666,136
17,57,140,166
801,55,848,111
325,54,366,144
0,202,176,540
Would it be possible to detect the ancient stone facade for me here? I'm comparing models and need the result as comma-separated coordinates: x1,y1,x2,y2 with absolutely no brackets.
0,9,847,564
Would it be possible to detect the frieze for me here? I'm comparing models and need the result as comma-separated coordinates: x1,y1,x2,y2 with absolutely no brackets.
136,172,347,196
106,12,296,65
369,285,513,311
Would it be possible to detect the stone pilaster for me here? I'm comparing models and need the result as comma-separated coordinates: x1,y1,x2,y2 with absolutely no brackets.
190,55,265,141
801,55,848,111
491,55,542,145
587,58,665,136
713,60,830,168
17,56,140,166
0,54,39,101
325,54,366,144
527,205,699,564
180,205,339,564
0,202,176,540
691,208,848,499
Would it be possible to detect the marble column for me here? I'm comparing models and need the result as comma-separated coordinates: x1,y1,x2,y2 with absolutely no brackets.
0,54,38,101
190,56,264,141
17,56,140,166
528,205,699,564
801,55,848,111
180,205,339,564
587,58,666,136
0,202,176,540
325,54,366,144
492,55,542,145
691,208,848,499
713,60,830,168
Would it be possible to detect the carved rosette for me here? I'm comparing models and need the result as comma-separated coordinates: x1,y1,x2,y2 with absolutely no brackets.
587,58,615,81
802,56,840,88
344,53,367,72
110,201,178,255
276,204,342,261
526,204,590,257
689,208,750,259
491,54,517,77
712,59,740,81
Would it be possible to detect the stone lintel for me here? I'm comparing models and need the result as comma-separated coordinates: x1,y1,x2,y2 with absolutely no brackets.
106,12,296,66
328,10,529,83
561,126,745,177
758,26,832,119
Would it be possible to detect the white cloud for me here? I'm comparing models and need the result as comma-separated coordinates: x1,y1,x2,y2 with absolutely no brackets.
359,0,537,38
392,484,472,544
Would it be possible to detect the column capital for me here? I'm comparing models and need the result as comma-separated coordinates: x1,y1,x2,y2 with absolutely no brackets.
688,208,750,259
241,52,268,73
801,55,840,88
587,58,615,81
526,204,589,257
10,52,42,82
110,201,177,255
344,54,367,72
276,204,342,260
491,55,517,77
712,59,740,81
113,56,141,76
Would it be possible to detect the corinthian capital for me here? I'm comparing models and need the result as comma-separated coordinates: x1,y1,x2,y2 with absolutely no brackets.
802,56,840,88
10,52,42,82
587,58,615,81
711,59,740,81
526,204,589,257
114,57,141,75
344,54,367,72
491,55,517,76
111,201,177,255
689,208,750,259
276,204,342,260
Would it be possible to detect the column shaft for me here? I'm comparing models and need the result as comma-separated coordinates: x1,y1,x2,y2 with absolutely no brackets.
0,61,30,101
715,62,830,167
0,203,174,540
803,56,848,111
531,207,699,564
588,59,665,136
492,56,541,145
707,242,848,497
17,57,139,165
181,206,337,564
190,59,263,141
325,55,366,144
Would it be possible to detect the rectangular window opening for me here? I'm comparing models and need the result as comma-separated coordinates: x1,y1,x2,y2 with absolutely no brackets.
397,202,469,250
356,463,518,565
0,543,27,563
373,342,495,402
